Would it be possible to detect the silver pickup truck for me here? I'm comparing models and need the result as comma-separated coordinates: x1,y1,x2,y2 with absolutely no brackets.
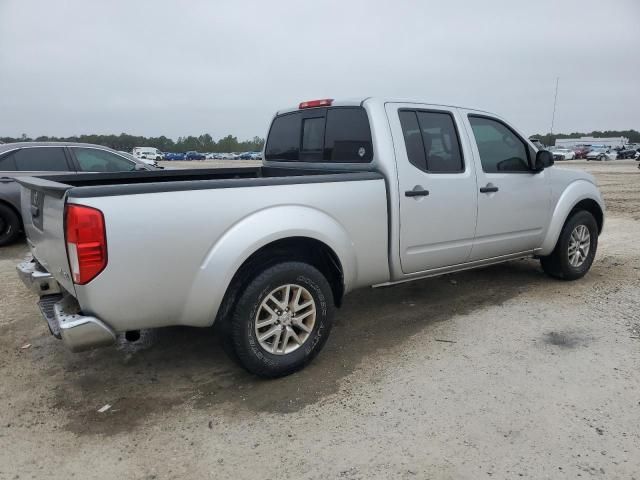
16,98,605,377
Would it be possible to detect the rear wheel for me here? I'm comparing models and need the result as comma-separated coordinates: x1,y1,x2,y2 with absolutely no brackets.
227,261,334,378
0,204,21,247
540,210,598,280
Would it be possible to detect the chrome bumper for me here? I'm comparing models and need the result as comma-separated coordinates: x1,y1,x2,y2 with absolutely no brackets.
16,256,62,296
17,257,116,352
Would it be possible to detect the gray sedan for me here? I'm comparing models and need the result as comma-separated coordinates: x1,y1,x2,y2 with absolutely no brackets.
0,142,155,246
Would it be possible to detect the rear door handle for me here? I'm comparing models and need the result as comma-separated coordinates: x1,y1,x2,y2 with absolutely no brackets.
480,184,499,193
405,187,430,197
0,177,13,183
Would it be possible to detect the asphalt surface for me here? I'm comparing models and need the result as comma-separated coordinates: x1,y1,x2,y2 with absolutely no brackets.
1,160,639,479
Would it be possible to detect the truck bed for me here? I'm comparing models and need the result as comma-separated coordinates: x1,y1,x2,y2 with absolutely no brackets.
16,166,390,333
17,167,383,199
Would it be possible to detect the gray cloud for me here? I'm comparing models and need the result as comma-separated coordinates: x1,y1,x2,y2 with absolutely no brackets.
1,0,639,139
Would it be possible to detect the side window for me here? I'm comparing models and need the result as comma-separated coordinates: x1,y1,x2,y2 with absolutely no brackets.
13,148,69,171
323,108,373,162
0,151,17,171
399,110,464,173
73,148,136,172
468,116,530,173
265,113,302,161
416,111,464,172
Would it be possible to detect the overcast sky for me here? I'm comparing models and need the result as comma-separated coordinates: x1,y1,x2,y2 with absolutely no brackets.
1,0,639,140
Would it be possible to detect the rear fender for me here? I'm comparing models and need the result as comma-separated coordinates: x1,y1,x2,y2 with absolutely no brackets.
539,180,605,256
180,205,357,327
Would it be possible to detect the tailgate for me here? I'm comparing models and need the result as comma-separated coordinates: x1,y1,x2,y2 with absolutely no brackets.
16,176,76,295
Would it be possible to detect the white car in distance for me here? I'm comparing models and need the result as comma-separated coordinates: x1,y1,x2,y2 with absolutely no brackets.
551,148,576,161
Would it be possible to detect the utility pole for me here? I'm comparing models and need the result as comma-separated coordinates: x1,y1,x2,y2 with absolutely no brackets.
550,77,559,135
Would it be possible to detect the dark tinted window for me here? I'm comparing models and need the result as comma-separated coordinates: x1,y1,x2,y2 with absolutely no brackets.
13,147,69,171
265,113,302,161
73,148,136,172
468,116,530,173
399,111,426,171
416,111,463,172
0,151,17,171
301,117,325,161
324,108,372,162
265,107,373,163
399,110,464,173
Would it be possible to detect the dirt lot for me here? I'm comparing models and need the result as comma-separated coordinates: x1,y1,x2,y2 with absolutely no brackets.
1,160,638,479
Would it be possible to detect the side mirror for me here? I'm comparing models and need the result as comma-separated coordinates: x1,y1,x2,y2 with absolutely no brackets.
533,150,554,172
134,163,148,171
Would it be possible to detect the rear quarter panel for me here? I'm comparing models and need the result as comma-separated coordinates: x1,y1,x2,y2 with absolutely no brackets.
72,178,390,332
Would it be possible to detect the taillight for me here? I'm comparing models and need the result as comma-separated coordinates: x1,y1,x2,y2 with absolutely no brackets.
299,98,333,109
65,204,107,285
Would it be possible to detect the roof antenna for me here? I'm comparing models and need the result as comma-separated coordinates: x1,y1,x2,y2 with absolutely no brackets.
550,77,559,135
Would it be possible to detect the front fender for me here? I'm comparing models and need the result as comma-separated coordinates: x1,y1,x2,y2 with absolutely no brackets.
539,180,605,256
180,205,358,327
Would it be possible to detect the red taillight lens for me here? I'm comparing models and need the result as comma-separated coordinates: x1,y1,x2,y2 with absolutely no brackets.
299,98,333,109
65,204,107,285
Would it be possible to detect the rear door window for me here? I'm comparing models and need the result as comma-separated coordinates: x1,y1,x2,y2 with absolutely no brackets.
72,148,137,172
0,151,17,171
13,147,70,171
399,110,464,173
265,107,373,163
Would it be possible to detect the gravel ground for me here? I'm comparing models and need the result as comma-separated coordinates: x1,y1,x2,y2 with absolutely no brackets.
0,160,638,479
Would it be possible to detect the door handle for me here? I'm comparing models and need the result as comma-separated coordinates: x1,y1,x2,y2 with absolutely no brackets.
480,184,499,193
405,187,430,197
0,177,13,183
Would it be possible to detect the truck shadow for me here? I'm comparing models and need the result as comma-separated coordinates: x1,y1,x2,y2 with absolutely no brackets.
51,259,546,435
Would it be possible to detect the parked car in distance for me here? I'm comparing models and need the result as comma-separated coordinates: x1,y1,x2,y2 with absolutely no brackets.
573,145,592,159
586,146,616,161
529,138,546,150
0,142,154,246
15,98,605,378
119,151,158,167
185,151,206,160
615,146,638,159
132,147,163,162
164,152,186,161
550,148,576,161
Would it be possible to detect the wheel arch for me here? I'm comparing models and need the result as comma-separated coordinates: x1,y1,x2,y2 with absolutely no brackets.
539,181,605,256
179,205,357,327
215,236,345,329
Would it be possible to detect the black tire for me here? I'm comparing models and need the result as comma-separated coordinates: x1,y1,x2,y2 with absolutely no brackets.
540,210,598,280
227,261,334,378
0,203,21,247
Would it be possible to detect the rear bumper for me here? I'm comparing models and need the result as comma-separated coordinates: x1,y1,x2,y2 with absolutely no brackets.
16,257,62,296
17,257,116,352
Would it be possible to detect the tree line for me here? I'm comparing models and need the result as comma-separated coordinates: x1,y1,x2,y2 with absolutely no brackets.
0,133,265,153
531,129,640,147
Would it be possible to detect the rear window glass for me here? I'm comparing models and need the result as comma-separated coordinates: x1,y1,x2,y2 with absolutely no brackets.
14,147,69,171
265,107,373,163
324,108,373,162
265,113,302,161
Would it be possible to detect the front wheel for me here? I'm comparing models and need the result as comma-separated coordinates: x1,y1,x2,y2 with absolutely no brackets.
227,261,334,377
540,210,598,280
